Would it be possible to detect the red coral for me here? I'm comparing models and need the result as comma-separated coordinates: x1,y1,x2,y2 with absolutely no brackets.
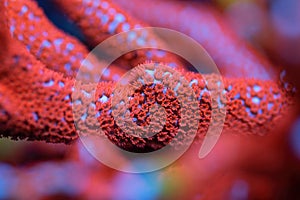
0,28,293,151
0,0,299,199
112,0,280,80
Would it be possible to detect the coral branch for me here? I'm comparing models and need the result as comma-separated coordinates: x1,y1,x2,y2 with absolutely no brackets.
0,0,298,199
52,0,188,70
112,0,278,80
0,0,294,152
5,0,125,82
0,28,292,150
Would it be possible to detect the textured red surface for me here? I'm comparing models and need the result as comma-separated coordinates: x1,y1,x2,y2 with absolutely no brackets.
0,0,299,199
0,29,293,150
0,0,294,149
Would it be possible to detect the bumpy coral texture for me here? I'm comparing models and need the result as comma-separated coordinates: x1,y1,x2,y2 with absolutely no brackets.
75,63,292,152
0,1,299,199
0,0,294,153
0,34,292,151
